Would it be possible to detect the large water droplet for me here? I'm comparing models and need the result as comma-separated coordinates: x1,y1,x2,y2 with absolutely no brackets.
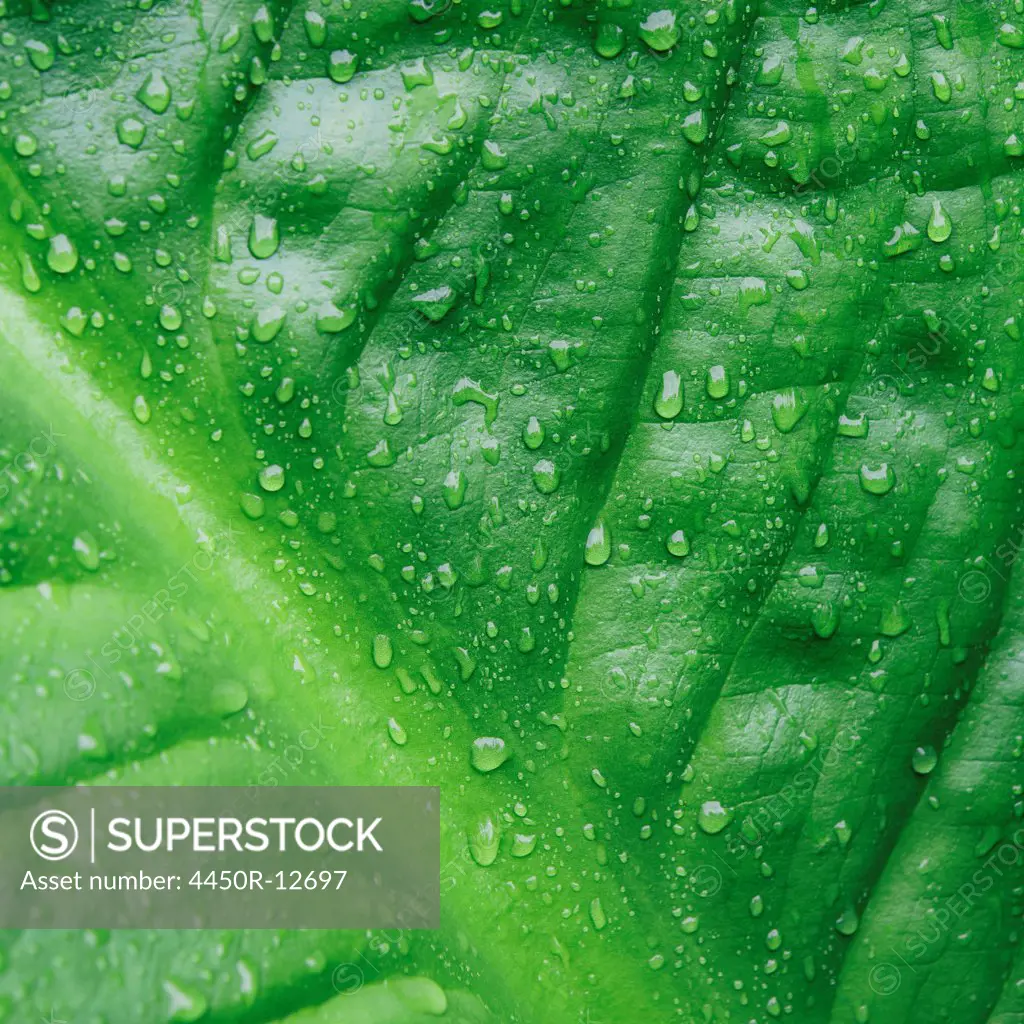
136,70,171,113
46,234,78,274
470,736,508,773
859,463,895,495
697,800,732,835
639,9,679,51
584,521,611,566
654,371,683,420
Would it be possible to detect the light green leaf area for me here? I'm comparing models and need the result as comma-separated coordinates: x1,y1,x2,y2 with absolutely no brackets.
0,0,1022,1021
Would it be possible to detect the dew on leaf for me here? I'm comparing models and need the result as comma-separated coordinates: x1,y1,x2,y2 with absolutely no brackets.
584,521,611,566
372,633,393,669
468,816,500,866
136,70,171,113
706,365,729,399
316,301,356,334
14,131,37,157
771,388,808,433
523,416,544,450
248,215,279,259
666,530,689,557
25,39,55,71
697,800,732,835
304,10,327,45
927,200,951,243
72,532,100,571
532,459,560,495
159,305,182,331
442,469,467,509
387,717,408,746
163,978,208,1022
210,681,249,717
654,370,683,419
470,736,508,773
911,745,938,775
257,464,285,493
510,833,537,858
252,305,286,342
595,22,625,58
46,234,78,275
452,378,499,425
116,116,147,148
132,395,152,424
328,49,357,83
859,463,895,495
639,10,679,51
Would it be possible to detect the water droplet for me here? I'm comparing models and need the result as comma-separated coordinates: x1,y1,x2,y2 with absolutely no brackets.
927,200,951,243
304,9,327,45
510,833,537,858
72,532,100,571
523,416,545,450
682,109,707,145
411,285,455,322
132,395,152,424
372,633,393,669
240,493,265,520
328,49,357,83
136,70,171,113
387,717,408,746
930,71,951,102
46,233,78,274
470,736,508,773
25,39,55,71
252,305,286,342
258,464,285,492
998,22,1024,48
697,800,732,834
210,681,249,717
771,388,808,433
159,304,182,331
251,4,275,42
911,744,938,775
163,978,208,1022
706,364,729,399
595,22,625,59
116,116,147,149
248,214,279,259
880,601,911,637
442,469,467,509
468,816,500,866
14,131,37,157
811,601,839,639
859,463,895,495
247,129,279,161
481,140,508,171
838,412,868,438
452,378,499,425
316,301,356,334
584,520,611,566
639,9,679,51
666,530,689,558
532,459,560,495
883,222,922,258
835,906,859,936
654,371,683,420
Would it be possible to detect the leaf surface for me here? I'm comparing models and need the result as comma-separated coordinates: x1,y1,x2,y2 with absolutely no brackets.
0,0,1022,1021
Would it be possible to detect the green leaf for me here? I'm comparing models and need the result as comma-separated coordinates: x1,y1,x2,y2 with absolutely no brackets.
1,0,1023,1022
